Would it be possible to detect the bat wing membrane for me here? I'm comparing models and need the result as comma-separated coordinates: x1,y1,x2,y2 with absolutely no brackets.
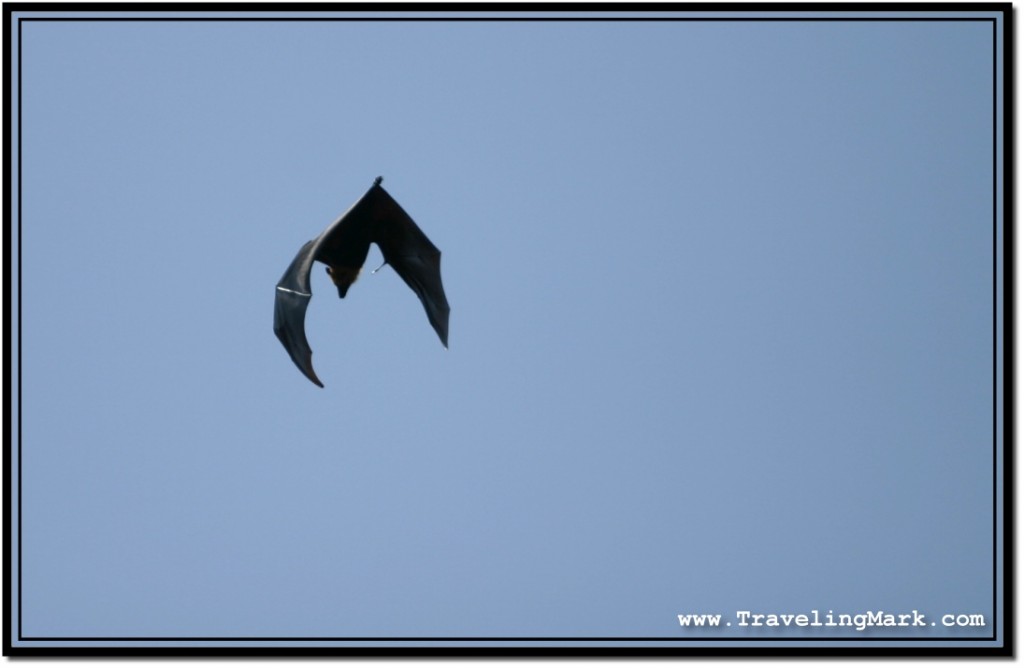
273,239,324,387
371,191,450,347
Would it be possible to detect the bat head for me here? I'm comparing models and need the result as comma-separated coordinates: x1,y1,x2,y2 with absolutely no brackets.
326,265,360,298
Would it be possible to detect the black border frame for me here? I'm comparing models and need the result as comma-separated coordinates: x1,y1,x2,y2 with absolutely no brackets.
4,2,1014,658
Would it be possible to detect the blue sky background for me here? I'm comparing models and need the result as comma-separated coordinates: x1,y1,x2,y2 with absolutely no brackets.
13,13,1003,647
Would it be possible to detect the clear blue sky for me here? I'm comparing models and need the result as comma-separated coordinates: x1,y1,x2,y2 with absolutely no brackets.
13,12,1004,649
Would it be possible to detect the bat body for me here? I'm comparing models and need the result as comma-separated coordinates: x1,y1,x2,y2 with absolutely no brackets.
274,177,450,387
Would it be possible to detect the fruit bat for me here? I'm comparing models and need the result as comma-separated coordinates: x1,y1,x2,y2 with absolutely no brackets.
274,177,450,387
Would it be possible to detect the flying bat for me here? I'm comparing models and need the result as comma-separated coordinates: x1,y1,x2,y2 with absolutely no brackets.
274,176,450,387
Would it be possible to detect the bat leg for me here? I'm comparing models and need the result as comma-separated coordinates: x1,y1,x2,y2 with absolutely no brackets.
371,259,388,274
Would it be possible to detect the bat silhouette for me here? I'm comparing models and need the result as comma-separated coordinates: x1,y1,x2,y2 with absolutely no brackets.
274,177,450,387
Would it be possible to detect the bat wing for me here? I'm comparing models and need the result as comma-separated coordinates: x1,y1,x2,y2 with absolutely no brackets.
372,186,451,347
273,238,324,387
272,184,379,387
